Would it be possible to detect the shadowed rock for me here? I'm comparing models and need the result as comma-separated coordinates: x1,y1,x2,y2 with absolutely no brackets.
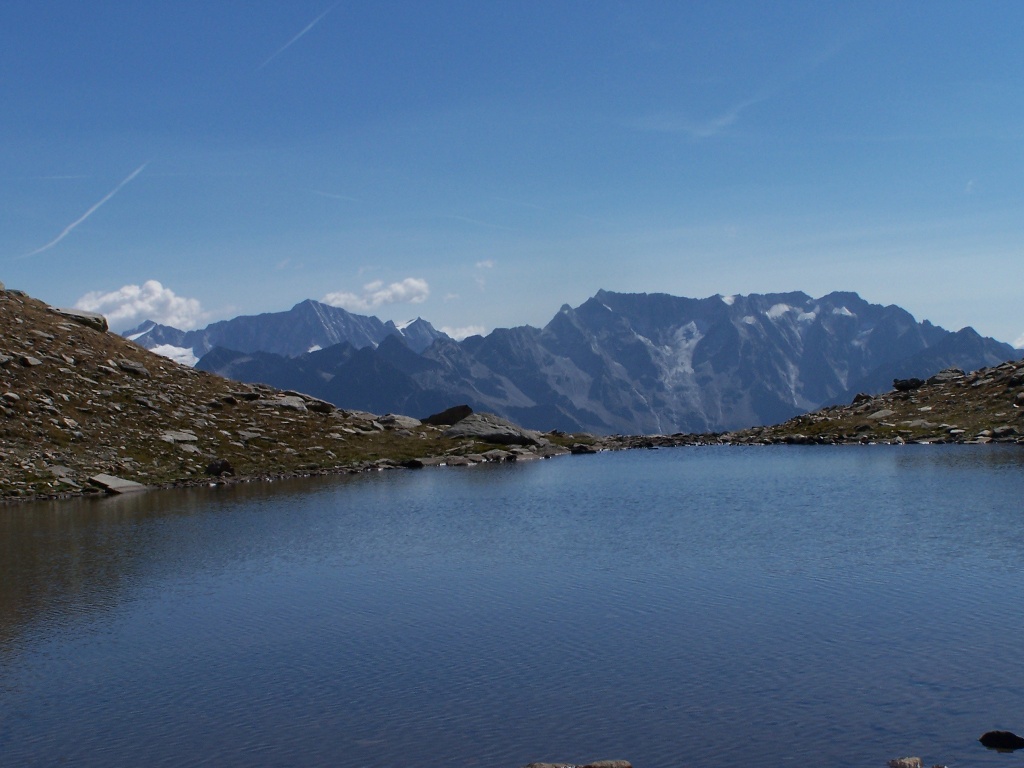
980,730,1024,751
421,404,473,426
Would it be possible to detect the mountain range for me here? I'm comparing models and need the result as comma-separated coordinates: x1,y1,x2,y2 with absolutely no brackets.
123,299,449,365
125,290,1019,434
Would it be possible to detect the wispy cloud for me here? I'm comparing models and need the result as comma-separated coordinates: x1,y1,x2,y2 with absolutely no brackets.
258,4,336,70
633,92,771,139
474,259,495,290
1015,331,1024,349
75,279,207,331
322,277,430,313
22,162,148,258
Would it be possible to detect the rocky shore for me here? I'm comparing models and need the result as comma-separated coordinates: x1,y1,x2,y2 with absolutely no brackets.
0,288,585,502
584,361,1024,450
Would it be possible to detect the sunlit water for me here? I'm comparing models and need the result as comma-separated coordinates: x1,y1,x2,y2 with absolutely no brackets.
3,446,1024,768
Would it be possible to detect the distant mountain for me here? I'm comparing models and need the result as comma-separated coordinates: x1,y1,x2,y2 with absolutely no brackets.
123,299,449,361
194,290,1019,434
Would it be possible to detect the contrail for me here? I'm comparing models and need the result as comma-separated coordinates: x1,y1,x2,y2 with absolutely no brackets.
258,4,336,70
22,162,148,259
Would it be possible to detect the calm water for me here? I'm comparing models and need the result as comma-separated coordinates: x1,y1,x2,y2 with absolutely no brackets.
2,446,1024,768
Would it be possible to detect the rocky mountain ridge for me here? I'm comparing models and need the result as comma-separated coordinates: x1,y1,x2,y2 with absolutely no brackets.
124,298,448,363
192,289,1017,434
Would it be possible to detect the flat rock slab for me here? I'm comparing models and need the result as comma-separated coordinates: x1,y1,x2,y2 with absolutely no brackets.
88,474,148,494
161,431,199,443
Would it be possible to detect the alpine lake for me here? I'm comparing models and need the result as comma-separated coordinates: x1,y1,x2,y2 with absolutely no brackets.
3,445,1024,767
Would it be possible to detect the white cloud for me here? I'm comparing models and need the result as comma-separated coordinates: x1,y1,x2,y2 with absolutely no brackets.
322,277,429,313
1015,332,1024,349
74,280,207,331
475,259,495,269
441,324,486,340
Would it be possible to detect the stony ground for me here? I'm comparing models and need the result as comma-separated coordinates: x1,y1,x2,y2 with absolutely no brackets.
0,289,588,502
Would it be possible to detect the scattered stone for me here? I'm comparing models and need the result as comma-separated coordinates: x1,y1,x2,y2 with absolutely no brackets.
20,355,42,367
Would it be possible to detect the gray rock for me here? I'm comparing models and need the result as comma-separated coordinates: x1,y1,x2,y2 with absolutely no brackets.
88,473,148,494
887,759,922,768
927,368,965,385
51,307,109,333
116,358,151,377
161,430,199,443
20,355,42,367
443,412,542,446
379,413,422,429
867,408,896,420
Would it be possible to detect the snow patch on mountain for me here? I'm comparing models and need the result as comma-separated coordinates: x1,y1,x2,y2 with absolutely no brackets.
151,344,198,367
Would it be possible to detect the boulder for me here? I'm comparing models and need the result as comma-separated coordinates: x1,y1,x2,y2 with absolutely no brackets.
379,413,422,429
443,412,542,446
421,404,473,426
205,458,234,477
980,730,1024,751
893,377,925,391
51,306,108,333
887,759,922,768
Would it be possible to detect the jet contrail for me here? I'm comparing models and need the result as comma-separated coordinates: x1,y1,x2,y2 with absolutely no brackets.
258,4,336,70
22,162,148,259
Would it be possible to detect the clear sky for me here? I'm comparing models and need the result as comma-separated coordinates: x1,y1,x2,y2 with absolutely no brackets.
3,1,1023,345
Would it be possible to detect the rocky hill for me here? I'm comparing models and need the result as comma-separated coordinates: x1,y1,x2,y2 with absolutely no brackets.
0,289,575,502
193,290,1017,435
724,363,1024,445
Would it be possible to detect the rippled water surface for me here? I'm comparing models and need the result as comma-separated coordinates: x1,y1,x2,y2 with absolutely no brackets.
3,446,1024,767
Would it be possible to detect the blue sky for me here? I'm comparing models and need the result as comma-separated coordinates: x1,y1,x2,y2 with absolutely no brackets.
3,1,1023,345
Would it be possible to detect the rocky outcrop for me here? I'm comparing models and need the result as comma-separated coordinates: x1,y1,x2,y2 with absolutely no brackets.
443,412,544,446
